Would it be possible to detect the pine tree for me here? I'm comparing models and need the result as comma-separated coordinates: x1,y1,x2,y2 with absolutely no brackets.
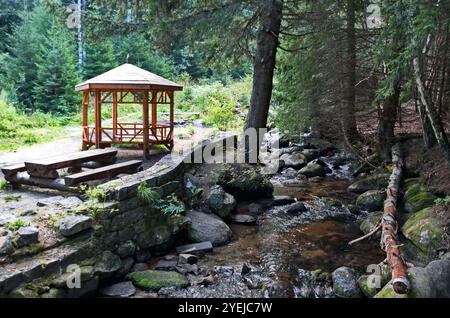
83,39,117,79
33,21,80,115
114,33,176,77
1,5,52,112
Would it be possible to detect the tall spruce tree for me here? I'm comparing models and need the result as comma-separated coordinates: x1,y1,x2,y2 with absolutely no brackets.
33,21,80,115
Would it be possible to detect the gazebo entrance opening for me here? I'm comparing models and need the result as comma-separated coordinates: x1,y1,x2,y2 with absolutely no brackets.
75,64,183,158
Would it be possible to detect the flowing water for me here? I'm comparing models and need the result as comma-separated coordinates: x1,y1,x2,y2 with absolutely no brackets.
194,177,384,297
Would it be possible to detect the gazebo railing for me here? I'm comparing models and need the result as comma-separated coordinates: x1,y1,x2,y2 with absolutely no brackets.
83,123,172,146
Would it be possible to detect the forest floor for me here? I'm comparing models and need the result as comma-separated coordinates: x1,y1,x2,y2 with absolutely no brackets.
357,101,450,194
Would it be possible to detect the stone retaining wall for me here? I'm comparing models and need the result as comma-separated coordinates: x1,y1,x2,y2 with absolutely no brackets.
0,134,237,297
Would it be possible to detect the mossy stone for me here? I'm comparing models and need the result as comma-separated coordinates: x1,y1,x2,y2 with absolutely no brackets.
356,190,385,212
402,184,436,213
127,270,189,291
359,211,383,240
401,207,443,253
347,174,390,193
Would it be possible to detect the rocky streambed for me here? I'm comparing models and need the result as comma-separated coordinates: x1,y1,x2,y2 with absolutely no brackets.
114,139,389,298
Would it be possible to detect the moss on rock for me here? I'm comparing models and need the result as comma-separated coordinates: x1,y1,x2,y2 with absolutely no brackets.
401,207,443,254
348,174,390,193
359,211,383,240
356,190,385,212
127,270,189,291
402,184,436,213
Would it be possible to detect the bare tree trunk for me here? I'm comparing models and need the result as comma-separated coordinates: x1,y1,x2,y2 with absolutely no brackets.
245,0,283,133
341,0,359,142
378,82,401,161
413,51,450,168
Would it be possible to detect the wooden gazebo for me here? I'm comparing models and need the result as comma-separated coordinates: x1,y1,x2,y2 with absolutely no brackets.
75,63,183,158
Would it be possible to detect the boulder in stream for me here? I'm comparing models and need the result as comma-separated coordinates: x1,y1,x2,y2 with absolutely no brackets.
402,184,436,213
279,152,308,169
356,190,385,212
217,164,273,199
205,185,236,219
298,162,326,178
347,174,390,193
332,266,362,298
127,270,189,291
186,211,232,246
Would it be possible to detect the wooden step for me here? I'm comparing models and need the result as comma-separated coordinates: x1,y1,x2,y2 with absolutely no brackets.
25,148,118,178
1,163,27,178
64,160,142,186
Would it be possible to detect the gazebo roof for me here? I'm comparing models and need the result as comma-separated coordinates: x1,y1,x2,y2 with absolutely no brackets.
75,63,183,91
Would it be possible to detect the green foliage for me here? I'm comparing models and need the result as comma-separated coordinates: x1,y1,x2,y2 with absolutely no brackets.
1,4,80,115
83,39,117,80
0,93,72,151
0,179,9,191
4,194,22,202
5,219,29,231
434,196,450,206
137,182,185,216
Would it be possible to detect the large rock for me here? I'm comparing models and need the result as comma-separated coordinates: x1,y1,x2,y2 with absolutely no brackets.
205,185,236,218
94,251,122,276
0,236,14,255
298,162,326,178
99,281,136,298
285,202,307,214
358,264,391,298
116,240,136,258
230,214,257,225
15,226,39,247
280,151,307,169
356,190,385,212
359,211,383,240
401,207,443,254
332,266,362,298
58,215,92,237
375,258,450,298
127,270,189,291
302,149,319,161
217,165,273,199
348,174,390,193
402,184,436,213
186,211,232,246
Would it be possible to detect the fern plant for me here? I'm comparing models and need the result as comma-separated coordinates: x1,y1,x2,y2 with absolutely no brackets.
137,182,185,216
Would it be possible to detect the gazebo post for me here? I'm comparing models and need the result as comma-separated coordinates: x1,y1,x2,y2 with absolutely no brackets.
151,90,157,136
112,91,118,139
169,90,174,149
94,90,102,149
142,90,150,159
82,90,89,150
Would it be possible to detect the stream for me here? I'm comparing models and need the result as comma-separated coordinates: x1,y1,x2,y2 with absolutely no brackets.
154,156,384,298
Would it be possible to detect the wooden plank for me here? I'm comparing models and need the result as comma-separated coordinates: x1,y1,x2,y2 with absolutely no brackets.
64,160,142,186
1,163,27,178
25,149,117,178
7,172,73,192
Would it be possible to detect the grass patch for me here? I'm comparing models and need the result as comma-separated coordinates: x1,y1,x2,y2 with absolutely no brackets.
4,194,22,202
5,219,29,231
0,179,9,191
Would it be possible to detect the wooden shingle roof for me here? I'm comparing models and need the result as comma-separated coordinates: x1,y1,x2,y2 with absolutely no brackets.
75,63,183,91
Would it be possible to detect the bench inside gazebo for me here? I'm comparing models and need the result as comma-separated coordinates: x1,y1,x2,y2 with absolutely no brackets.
75,63,183,159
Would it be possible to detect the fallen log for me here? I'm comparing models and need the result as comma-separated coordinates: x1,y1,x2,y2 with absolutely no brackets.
381,143,409,294
348,143,409,294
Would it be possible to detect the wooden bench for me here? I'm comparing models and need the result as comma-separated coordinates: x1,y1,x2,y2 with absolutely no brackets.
25,148,118,179
64,160,142,186
1,163,27,179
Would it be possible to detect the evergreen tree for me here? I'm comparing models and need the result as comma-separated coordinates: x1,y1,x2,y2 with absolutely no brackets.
33,21,80,115
83,39,117,79
113,33,176,78
0,5,53,112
